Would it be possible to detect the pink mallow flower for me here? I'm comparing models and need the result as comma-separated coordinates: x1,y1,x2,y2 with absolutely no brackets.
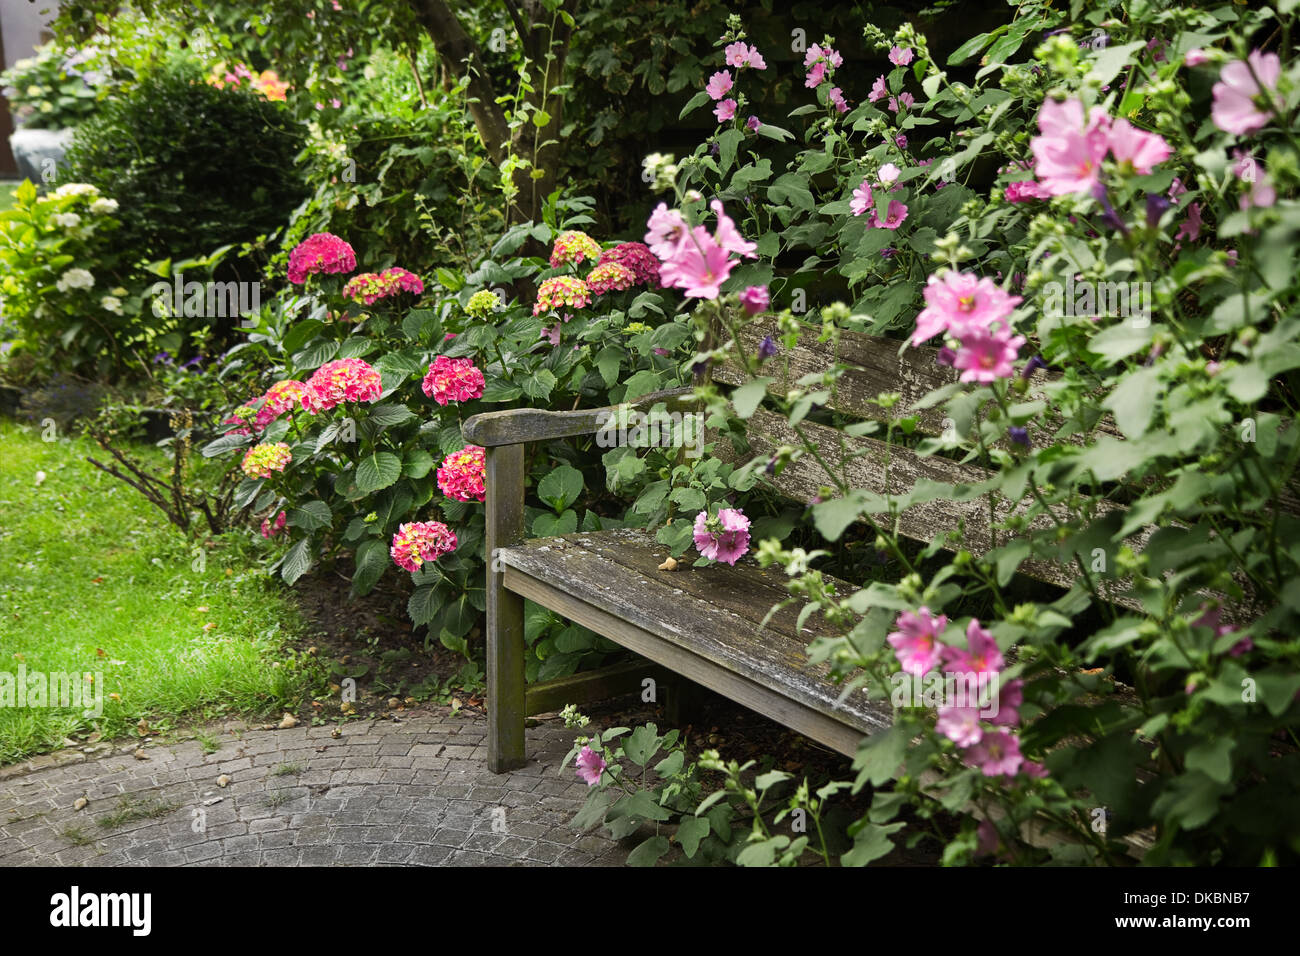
739,285,769,315
1211,49,1281,136
964,728,1023,777
693,508,751,565
851,180,874,216
952,324,1026,383
422,355,485,405
936,706,983,747
657,200,756,300
868,75,888,103
574,746,606,786
912,271,1022,345
1030,97,1110,196
714,98,737,123
888,607,948,676
828,87,849,113
942,619,1005,675
706,70,733,100
1004,180,1048,203
871,199,909,230
1107,118,1171,175
889,45,914,66
988,678,1023,727
644,203,689,260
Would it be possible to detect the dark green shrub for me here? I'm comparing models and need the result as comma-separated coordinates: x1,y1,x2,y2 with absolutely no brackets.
64,66,308,263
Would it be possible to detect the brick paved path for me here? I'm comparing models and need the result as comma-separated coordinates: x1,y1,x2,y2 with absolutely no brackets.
0,711,628,866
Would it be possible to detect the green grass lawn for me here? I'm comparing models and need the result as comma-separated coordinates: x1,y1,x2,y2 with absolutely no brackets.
0,418,318,764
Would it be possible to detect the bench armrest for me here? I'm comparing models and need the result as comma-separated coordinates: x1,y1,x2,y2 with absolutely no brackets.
462,387,696,447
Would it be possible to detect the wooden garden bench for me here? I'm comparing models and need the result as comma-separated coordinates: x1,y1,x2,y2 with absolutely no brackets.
461,317,1138,775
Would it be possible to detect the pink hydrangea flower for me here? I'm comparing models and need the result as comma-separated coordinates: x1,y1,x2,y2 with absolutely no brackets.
254,380,308,431
422,356,485,405
942,619,1005,674
1030,98,1110,196
223,404,257,436
887,607,948,676
850,180,874,216
868,75,888,103
390,520,457,572
936,706,983,747
287,232,357,284
1211,49,1281,135
301,358,383,413
714,98,737,122
534,276,592,315
437,445,486,503
597,241,661,286
260,511,287,538
574,745,606,786
1107,118,1171,174
889,45,914,66
241,442,292,480
693,508,751,565
964,728,1023,777
587,261,638,295
549,230,602,268
705,70,734,100
739,285,769,315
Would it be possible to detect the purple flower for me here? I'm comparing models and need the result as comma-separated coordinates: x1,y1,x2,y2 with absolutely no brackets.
1091,181,1128,235
747,115,761,131
936,346,957,367
152,351,173,365
880,246,897,259
1021,354,1047,379
1008,426,1029,448
757,335,778,360
1145,192,1173,229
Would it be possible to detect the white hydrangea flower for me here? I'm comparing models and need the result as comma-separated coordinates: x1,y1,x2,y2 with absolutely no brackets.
100,295,123,314
89,197,119,215
52,212,82,229
55,268,95,292
52,183,100,199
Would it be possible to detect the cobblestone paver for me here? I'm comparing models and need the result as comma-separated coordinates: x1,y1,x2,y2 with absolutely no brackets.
0,712,627,867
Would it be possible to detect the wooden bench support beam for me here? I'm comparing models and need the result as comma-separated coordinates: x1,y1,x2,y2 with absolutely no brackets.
485,444,526,773
524,659,672,715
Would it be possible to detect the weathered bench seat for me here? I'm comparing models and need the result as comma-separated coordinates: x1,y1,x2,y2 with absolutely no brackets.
496,527,890,759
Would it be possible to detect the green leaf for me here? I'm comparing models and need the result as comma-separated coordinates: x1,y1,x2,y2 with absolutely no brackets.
350,537,389,597
355,451,402,493
812,491,869,542
626,835,670,867
1103,367,1159,438
402,448,435,479
679,90,710,119
293,337,340,371
841,822,903,866
366,404,414,429
287,500,332,532
676,816,710,858
717,128,744,174
538,464,584,512
623,724,660,766
730,377,772,418
852,723,906,791
280,537,313,585
408,584,445,625
1184,738,1234,785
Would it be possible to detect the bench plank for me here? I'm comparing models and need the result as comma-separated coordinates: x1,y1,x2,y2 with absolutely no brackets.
497,529,891,754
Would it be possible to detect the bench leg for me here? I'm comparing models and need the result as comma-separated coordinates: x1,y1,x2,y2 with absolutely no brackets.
665,674,707,728
486,444,526,773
